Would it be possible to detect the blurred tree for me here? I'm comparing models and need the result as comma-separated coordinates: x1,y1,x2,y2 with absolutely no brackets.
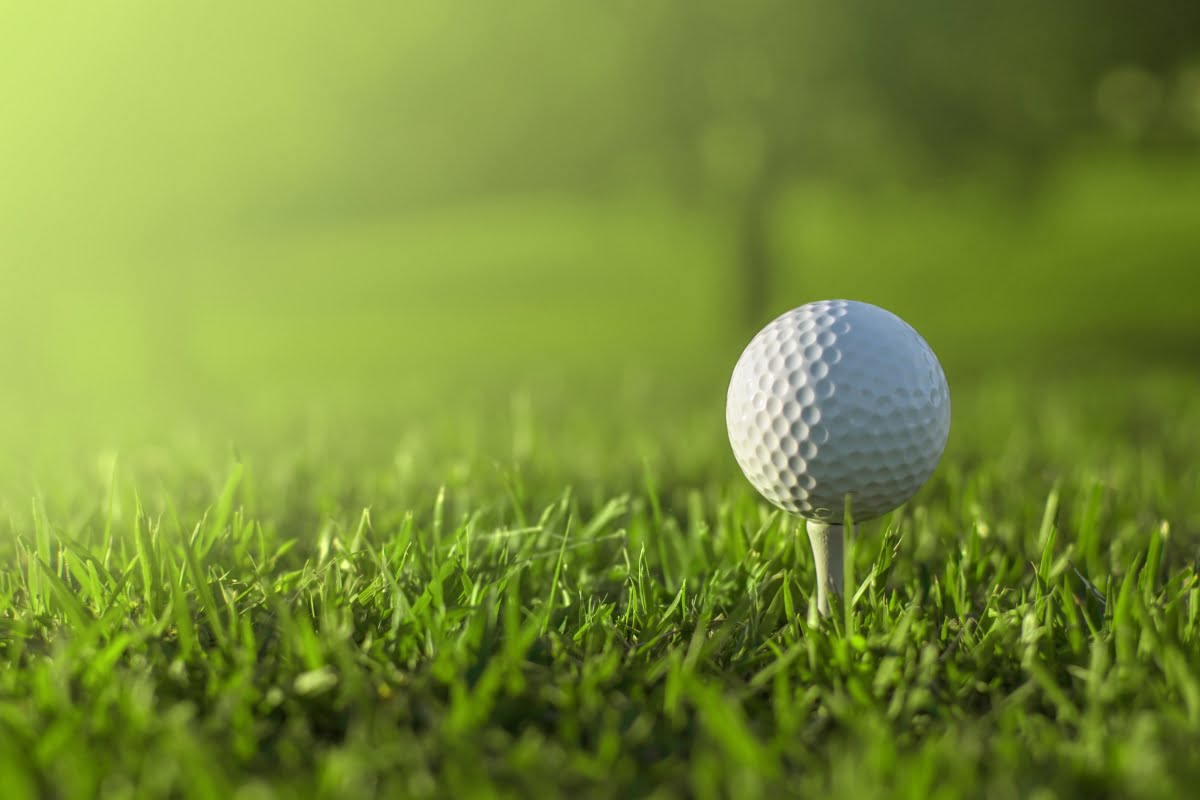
264,0,1200,328
624,0,1200,327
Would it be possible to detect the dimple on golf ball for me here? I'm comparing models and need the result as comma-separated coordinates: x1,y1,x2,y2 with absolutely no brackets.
726,299,950,522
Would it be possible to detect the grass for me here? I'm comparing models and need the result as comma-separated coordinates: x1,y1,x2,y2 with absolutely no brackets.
2,152,1200,798
1,370,1199,799
4,5,1200,792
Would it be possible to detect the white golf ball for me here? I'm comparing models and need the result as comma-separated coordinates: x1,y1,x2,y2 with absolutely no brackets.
726,299,950,522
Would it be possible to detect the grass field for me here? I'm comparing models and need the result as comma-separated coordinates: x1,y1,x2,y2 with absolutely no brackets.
3,155,1200,798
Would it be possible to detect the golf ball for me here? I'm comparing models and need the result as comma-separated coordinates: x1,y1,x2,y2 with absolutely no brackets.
726,300,950,522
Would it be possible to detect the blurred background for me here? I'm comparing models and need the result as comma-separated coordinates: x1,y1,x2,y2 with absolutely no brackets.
2,1,1199,458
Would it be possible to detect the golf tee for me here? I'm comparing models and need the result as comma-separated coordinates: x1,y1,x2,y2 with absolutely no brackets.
805,521,844,618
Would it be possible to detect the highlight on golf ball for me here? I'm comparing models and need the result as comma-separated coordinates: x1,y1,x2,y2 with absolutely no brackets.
726,299,951,523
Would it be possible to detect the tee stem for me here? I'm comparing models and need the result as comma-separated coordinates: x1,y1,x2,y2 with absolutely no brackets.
805,521,844,617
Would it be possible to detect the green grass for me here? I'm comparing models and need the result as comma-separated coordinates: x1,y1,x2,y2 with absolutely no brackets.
2,372,1199,799
4,6,1200,794
2,153,1200,798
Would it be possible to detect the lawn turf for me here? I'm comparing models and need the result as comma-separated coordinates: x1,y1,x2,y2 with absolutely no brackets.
1,370,1199,799
2,155,1200,799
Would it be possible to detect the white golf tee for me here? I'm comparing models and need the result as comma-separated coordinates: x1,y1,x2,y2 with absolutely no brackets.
805,521,844,617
